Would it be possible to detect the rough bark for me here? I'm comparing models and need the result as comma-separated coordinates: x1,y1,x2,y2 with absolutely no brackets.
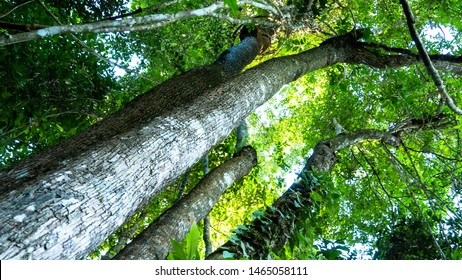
207,130,402,260
0,30,428,259
0,34,260,259
0,34,260,192
113,146,257,260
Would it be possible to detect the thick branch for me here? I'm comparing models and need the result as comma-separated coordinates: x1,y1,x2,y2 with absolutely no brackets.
358,42,462,75
359,42,462,63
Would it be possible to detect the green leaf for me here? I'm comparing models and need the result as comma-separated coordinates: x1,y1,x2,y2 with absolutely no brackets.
185,223,200,260
224,0,239,15
170,239,187,260
310,192,323,202
223,251,236,259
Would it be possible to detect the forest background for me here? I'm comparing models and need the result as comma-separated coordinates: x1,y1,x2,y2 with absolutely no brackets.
0,0,461,260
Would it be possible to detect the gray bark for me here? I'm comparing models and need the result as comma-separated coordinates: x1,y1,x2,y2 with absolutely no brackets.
0,30,414,259
113,146,257,260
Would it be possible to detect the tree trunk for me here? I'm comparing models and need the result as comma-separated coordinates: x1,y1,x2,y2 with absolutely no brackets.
0,34,260,259
0,33,260,192
207,130,402,260
0,30,423,259
113,146,257,260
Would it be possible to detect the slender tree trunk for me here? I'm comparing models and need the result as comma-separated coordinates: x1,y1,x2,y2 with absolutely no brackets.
113,146,257,260
0,30,426,259
207,130,402,259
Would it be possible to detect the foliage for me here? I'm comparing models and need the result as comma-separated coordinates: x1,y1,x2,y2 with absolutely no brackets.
375,218,442,260
168,224,201,260
224,0,239,15
0,1,131,167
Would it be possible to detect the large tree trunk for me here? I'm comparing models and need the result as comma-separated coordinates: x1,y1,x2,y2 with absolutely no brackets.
0,33,260,259
0,30,421,259
113,146,257,260
0,33,261,192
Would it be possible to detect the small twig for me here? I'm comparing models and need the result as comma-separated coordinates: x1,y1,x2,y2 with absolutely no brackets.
0,20,48,31
400,0,462,115
99,0,179,22
0,0,34,18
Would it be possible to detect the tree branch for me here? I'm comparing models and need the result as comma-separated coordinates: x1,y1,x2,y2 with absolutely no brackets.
358,42,462,63
99,0,179,21
350,45,462,75
400,0,462,115
0,1,281,46
0,20,48,31
0,0,34,19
